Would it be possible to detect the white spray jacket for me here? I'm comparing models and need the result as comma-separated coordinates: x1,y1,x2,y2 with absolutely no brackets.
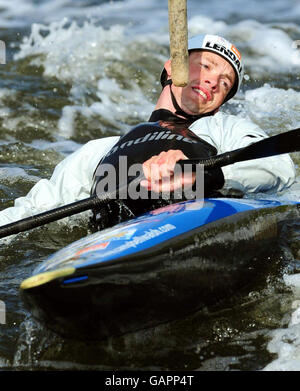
0,111,296,225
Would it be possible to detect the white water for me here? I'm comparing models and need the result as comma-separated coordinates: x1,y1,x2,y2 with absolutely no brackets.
264,274,300,370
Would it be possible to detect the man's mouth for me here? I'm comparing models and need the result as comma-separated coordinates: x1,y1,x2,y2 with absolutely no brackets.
193,87,211,101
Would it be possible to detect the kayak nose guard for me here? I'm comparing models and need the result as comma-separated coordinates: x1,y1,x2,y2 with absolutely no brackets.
20,267,76,290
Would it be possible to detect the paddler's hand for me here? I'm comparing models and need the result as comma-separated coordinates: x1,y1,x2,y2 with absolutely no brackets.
140,149,196,195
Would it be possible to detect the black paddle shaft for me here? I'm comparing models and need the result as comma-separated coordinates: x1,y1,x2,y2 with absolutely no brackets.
0,178,141,238
0,195,99,239
180,127,300,170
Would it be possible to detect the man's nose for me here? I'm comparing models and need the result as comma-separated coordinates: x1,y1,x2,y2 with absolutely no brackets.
204,74,218,90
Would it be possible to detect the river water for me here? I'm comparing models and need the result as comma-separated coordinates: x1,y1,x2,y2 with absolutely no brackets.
0,0,300,371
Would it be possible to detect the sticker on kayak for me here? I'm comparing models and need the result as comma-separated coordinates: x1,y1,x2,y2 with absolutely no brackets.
37,223,177,272
109,223,176,250
73,228,138,257
150,200,205,215
74,242,110,258
67,223,177,267
99,228,137,242
35,227,137,272
70,224,176,261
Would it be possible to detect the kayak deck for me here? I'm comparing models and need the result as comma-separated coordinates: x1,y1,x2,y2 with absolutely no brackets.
20,198,300,340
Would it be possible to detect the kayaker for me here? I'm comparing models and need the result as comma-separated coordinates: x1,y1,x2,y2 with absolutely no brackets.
0,34,296,228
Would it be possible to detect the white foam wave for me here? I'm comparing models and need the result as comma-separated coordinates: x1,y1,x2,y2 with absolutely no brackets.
14,18,161,137
14,19,127,83
0,0,129,28
263,274,300,371
30,139,82,156
13,9,300,83
0,88,16,125
0,167,40,184
188,16,300,75
0,0,169,31
1,0,300,30
244,84,300,132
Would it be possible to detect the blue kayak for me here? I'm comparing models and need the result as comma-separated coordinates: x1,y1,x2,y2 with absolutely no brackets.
20,197,300,340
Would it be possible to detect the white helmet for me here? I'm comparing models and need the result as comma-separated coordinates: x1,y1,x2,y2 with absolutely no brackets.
161,34,244,102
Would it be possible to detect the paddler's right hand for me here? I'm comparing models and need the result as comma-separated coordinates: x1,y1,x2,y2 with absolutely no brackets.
140,149,196,195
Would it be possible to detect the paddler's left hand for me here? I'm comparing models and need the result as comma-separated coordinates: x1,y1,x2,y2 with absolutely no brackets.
140,149,196,194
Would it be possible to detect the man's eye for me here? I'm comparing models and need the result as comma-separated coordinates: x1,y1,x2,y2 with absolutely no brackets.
222,80,230,90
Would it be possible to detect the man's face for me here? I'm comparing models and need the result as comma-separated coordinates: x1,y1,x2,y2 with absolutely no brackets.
166,50,236,115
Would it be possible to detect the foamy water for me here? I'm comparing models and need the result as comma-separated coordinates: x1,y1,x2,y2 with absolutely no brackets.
0,0,299,371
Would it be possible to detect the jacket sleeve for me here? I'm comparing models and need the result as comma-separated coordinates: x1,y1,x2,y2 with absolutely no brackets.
189,113,296,193
0,137,120,225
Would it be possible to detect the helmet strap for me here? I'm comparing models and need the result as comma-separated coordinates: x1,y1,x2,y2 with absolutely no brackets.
165,79,216,121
